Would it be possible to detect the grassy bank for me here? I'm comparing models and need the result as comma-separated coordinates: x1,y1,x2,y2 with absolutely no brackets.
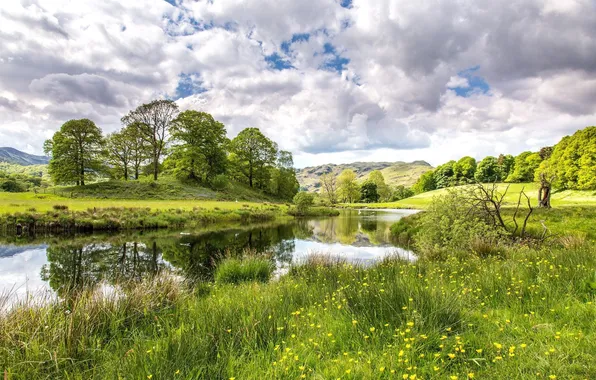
0,205,285,234
1,243,595,379
347,183,596,210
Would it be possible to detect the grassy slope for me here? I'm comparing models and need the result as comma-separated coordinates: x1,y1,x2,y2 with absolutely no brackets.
349,183,596,209
0,176,288,214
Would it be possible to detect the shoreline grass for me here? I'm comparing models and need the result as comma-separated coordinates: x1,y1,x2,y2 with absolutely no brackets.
1,243,594,379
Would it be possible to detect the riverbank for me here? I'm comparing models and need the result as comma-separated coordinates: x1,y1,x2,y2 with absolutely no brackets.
1,240,594,379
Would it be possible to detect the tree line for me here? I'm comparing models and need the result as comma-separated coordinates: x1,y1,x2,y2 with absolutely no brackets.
44,99,299,200
413,126,596,194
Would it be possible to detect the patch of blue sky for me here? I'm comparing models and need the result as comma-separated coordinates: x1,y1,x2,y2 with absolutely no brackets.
453,66,490,97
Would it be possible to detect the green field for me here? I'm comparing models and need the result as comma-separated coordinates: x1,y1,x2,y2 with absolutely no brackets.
348,183,596,209
0,192,275,214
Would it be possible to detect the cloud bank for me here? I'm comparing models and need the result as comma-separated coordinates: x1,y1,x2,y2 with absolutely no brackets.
1,0,595,167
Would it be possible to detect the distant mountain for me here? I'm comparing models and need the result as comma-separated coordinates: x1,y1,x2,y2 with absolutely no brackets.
297,160,433,192
0,147,49,166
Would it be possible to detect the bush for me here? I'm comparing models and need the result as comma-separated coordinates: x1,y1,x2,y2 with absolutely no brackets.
53,204,69,211
211,174,229,190
0,179,27,192
414,190,507,259
214,257,274,284
293,192,314,212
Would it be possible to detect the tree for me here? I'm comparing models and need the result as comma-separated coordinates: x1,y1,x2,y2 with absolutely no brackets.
320,172,338,204
270,150,299,200
167,111,227,183
229,128,278,188
434,161,456,188
412,170,436,194
474,156,499,183
123,123,150,180
105,130,134,180
535,127,596,190
506,152,542,183
337,169,360,203
497,154,515,180
368,170,390,201
360,181,379,203
45,119,103,186
391,185,414,201
454,156,477,183
121,100,179,181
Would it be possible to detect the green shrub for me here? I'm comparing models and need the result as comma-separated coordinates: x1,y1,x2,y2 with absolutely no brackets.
214,257,274,284
211,174,229,190
293,192,314,212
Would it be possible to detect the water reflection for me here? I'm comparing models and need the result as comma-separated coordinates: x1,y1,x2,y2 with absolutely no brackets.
0,209,416,303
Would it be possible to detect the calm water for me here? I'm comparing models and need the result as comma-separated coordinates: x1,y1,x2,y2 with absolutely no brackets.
0,209,416,306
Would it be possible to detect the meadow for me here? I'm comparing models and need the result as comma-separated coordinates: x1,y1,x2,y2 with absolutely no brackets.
347,183,596,209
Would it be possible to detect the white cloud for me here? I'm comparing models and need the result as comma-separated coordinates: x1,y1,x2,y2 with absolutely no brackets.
1,0,595,167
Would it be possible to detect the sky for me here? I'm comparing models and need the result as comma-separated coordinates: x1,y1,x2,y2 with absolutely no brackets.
1,0,595,168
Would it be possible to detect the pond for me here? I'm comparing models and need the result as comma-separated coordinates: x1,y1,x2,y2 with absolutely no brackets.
0,209,416,307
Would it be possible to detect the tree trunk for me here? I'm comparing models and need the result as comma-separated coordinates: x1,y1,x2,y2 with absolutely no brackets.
538,174,552,208
153,152,159,181
124,165,128,181
80,162,85,186
249,163,253,188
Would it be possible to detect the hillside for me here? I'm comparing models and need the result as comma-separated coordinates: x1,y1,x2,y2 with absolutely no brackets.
297,160,432,192
0,147,49,166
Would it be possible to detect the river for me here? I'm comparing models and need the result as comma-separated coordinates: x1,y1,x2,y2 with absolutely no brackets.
0,209,416,307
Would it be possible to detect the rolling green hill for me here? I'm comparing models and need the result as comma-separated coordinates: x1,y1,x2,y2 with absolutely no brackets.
297,160,433,192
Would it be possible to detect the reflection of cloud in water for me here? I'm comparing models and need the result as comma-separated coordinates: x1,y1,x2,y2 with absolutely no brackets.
0,247,55,308
293,240,415,263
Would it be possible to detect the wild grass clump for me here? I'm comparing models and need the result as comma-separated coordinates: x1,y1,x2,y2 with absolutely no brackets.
287,206,340,217
215,257,274,284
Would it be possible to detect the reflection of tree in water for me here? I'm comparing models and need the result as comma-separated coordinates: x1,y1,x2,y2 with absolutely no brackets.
161,224,296,281
41,239,162,296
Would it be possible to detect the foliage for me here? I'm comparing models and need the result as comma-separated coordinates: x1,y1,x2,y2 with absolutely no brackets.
44,119,104,186
229,128,278,189
0,179,27,193
211,174,229,191
104,130,135,180
337,169,360,203
496,154,515,180
319,172,338,204
412,170,436,194
535,126,596,190
214,257,274,284
268,150,300,201
359,181,380,203
506,151,542,182
121,100,179,181
433,160,456,188
474,156,500,182
166,110,228,184
453,156,477,182
293,192,314,212
413,190,508,259
367,170,390,201
391,185,415,201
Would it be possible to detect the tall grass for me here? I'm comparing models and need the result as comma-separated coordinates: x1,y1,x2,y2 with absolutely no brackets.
215,257,274,284
1,243,595,379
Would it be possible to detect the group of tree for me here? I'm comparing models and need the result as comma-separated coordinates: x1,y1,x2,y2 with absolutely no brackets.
318,169,414,204
44,99,299,200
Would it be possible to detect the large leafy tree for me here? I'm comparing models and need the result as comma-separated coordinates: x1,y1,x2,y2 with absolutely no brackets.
368,170,390,201
121,100,179,181
453,156,477,183
167,111,228,183
474,156,499,183
337,169,360,203
229,128,278,188
360,181,379,203
413,170,436,194
105,131,133,180
496,154,515,180
44,119,103,186
433,160,456,188
535,126,596,190
506,151,542,182
269,150,299,200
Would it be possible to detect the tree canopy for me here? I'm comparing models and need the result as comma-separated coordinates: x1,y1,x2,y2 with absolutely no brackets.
44,119,103,186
